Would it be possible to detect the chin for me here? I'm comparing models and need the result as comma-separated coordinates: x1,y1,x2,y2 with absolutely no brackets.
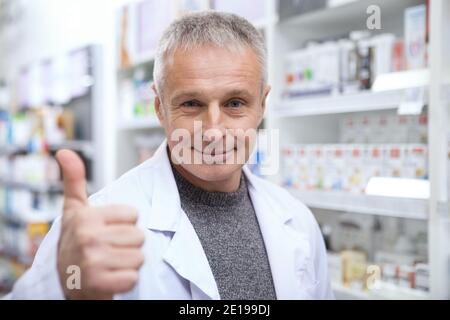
183,163,243,182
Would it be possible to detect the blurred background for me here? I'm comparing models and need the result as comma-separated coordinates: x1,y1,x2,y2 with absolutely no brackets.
0,0,449,299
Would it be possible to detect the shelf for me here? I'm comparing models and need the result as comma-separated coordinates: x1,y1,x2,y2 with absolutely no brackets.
0,211,55,227
0,213,27,227
0,248,32,267
118,50,156,74
274,89,416,118
0,141,94,157
332,281,430,300
280,0,423,29
289,189,428,220
48,140,94,157
0,178,63,194
0,145,26,156
118,117,161,130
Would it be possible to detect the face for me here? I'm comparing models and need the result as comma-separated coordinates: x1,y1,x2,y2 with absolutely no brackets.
153,44,270,184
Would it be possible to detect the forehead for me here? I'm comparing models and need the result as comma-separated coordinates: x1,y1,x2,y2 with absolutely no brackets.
164,44,262,96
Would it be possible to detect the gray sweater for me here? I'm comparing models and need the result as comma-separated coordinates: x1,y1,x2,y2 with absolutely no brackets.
171,165,277,300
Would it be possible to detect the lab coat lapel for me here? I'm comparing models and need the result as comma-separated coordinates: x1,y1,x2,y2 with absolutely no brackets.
144,141,220,300
243,166,314,299
162,211,220,300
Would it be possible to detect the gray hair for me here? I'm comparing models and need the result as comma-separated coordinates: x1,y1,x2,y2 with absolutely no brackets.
153,11,267,93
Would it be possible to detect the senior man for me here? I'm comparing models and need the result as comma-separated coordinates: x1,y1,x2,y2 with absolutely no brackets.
10,11,333,300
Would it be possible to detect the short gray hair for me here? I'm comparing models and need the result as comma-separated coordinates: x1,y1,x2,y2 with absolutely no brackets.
153,11,267,93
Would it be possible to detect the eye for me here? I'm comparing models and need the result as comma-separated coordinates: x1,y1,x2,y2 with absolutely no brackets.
226,99,245,108
181,100,201,108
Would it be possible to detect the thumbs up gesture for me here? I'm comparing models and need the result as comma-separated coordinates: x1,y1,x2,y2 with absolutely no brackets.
55,150,145,300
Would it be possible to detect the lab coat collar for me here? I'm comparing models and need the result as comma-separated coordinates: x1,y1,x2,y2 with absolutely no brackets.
142,140,294,231
140,140,219,299
142,140,181,232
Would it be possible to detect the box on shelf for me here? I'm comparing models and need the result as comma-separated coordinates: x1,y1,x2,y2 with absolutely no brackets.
404,4,428,70
119,67,156,122
339,113,428,145
281,143,428,194
282,41,340,99
281,3,428,103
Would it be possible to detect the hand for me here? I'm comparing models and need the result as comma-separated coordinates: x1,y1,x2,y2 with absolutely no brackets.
55,150,145,300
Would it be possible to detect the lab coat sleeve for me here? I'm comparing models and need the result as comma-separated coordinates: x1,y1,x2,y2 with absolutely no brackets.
312,219,335,300
9,192,107,299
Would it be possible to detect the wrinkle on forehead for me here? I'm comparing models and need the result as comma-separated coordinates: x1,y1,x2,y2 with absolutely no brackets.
159,44,264,96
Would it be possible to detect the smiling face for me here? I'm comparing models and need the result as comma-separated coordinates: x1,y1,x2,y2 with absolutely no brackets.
153,44,270,191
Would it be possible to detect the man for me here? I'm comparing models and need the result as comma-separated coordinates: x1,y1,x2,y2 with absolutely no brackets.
10,11,333,300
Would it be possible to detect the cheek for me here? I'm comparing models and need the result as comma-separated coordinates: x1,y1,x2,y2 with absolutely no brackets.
227,109,261,128
167,126,195,149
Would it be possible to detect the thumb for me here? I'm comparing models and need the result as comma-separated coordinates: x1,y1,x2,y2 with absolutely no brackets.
56,149,88,210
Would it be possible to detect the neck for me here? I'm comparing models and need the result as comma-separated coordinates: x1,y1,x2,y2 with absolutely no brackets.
168,152,242,193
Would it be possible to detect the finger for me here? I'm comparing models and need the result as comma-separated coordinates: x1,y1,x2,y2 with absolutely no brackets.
93,269,139,294
101,225,145,247
56,149,88,209
95,204,139,224
99,248,144,269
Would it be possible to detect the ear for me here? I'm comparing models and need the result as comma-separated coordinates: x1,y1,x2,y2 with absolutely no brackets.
258,85,271,125
152,83,164,123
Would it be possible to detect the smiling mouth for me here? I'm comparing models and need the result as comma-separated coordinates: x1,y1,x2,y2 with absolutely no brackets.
192,147,235,156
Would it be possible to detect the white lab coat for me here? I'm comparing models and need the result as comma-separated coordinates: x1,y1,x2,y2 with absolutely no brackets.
9,141,334,300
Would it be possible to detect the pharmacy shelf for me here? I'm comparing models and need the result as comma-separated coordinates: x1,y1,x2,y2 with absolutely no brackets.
289,189,428,220
0,248,32,267
332,281,430,300
280,0,423,29
0,213,27,227
48,140,94,157
0,145,26,156
0,140,94,157
0,178,63,194
0,211,56,227
118,116,160,130
274,89,414,118
117,51,156,76
129,51,156,69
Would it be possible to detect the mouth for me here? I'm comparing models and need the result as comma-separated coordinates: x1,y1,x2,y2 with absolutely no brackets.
192,147,235,156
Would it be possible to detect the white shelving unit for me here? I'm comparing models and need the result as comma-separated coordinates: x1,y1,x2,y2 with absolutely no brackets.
261,0,450,300
274,89,418,117
290,190,429,220
332,281,430,300
111,0,449,299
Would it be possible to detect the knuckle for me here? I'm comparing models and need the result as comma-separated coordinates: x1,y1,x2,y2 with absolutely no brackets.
135,229,145,245
75,229,96,247
80,247,99,266
74,212,90,228
85,271,102,291
135,251,145,267
122,272,139,291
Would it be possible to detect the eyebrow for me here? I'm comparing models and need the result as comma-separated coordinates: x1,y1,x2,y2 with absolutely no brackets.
170,89,253,104
170,91,204,104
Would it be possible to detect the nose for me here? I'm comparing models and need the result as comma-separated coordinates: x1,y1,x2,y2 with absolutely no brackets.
202,103,225,137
